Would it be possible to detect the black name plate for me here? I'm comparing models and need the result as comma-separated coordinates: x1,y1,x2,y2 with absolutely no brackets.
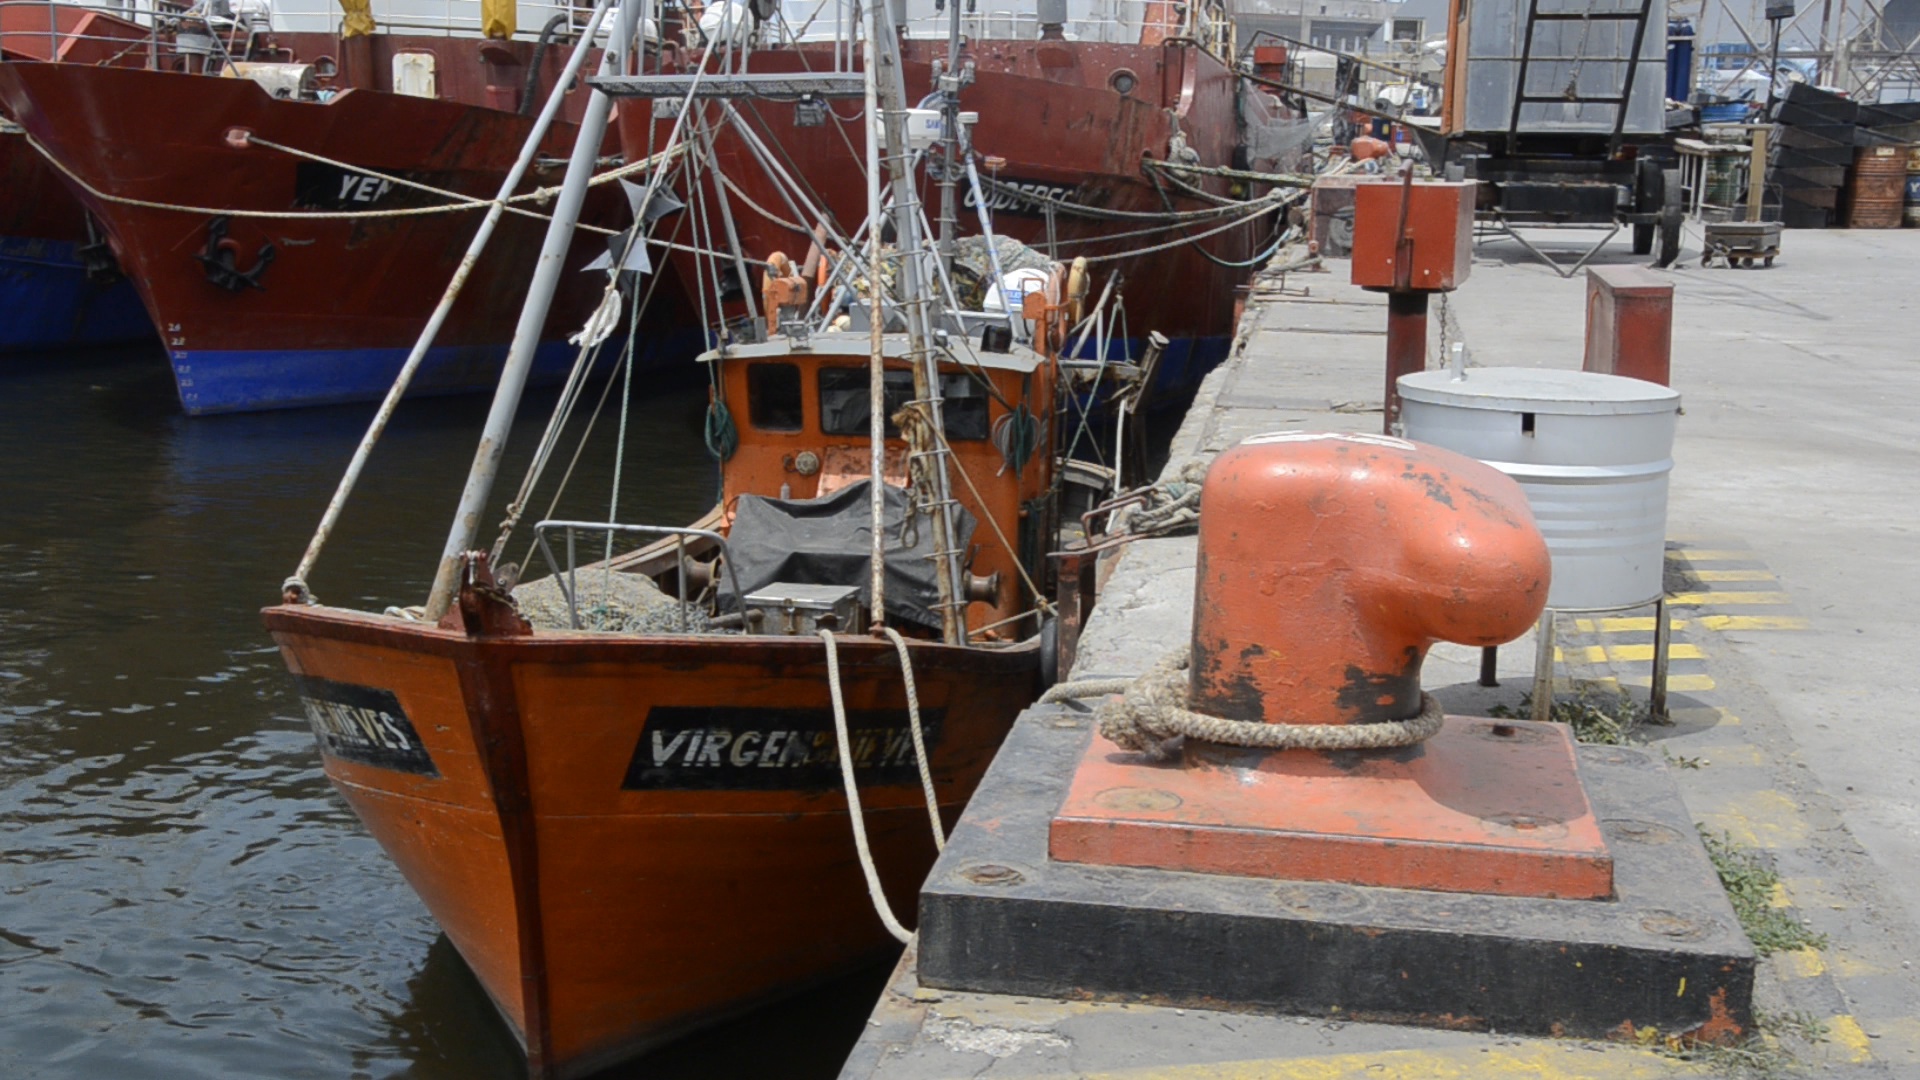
624,706,944,791
295,675,438,777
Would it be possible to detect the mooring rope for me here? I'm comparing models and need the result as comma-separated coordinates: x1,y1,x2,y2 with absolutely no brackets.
20,128,686,234
880,627,945,853
1040,647,1446,760
819,629,914,944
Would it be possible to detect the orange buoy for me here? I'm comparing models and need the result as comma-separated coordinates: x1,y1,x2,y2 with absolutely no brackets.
1188,432,1550,726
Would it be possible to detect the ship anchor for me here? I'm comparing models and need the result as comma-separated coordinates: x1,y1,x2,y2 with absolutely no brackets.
193,215,277,291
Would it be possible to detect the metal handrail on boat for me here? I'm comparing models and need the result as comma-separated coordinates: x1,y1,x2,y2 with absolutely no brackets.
531,521,743,633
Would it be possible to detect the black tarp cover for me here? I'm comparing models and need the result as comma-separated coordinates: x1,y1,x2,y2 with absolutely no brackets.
719,480,976,632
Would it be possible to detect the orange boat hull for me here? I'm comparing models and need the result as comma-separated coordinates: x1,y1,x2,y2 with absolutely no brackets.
264,602,1035,1077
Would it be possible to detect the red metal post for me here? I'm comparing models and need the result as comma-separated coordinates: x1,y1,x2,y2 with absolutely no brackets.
1384,291,1429,434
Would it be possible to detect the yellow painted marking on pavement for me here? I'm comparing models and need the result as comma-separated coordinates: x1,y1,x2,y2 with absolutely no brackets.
1588,617,1689,633
1830,950,1888,977
1767,882,1791,909
1669,705,1732,727
1668,592,1793,607
1779,876,1852,912
1776,947,1827,980
1828,1015,1873,1064
1608,643,1704,662
1622,674,1715,692
1858,1016,1920,1061
1054,1044,1710,1079
1702,744,1765,766
1696,615,1810,631
1699,790,1811,849
1666,549,1754,561
1555,645,1609,664
1690,569,1776,582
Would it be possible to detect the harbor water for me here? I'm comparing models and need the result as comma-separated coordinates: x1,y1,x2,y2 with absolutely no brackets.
0,344,892,1078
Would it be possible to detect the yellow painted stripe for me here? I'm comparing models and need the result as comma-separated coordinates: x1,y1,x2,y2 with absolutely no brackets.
1767,882,1791,909
1666,549,1755,561
1699,790,1811,849
1554,645,1609,664
1701,744,1765,766
1622,673,1715,692
1690,569,1776,582
1696,615,1810,631
1587,617,1689,632
1828,1015,1873,1064
1607,643,1705,662
1856,1016,1920,1057
1668,592,1793,607
1668,706,1732,727
1052,1044,1709,1079
1777,947,1827,980
1831,951,1888,977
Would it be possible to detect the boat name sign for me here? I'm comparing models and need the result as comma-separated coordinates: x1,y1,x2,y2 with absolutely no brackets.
961,178,1081,217
624,706,946,791
294,675,439,776
293,163,413,210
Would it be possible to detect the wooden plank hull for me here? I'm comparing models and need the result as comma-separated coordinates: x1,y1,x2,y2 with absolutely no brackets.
264,603,1036,1077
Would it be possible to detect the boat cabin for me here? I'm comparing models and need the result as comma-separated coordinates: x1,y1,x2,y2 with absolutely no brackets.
704,332,1057,638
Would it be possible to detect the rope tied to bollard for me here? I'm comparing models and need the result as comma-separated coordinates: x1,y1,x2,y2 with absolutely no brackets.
1041,647,1446,760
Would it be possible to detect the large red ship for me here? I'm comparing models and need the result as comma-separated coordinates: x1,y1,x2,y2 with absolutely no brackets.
0,14,683,412
1,5,155,352
617,5,1301,395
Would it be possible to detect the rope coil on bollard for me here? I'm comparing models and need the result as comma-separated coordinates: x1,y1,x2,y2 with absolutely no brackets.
1041,647,1446,760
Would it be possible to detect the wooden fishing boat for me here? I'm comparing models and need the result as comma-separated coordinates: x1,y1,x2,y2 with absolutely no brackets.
264,4,1076,1072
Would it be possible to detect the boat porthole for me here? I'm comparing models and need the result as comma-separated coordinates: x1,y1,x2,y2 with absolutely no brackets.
1109,69,1137,96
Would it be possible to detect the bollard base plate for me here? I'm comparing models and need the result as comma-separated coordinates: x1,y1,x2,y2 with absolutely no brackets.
919,704,1756,1042
1050,716,1614,900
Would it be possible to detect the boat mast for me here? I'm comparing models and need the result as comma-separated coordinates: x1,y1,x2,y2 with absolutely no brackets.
935,0,964,275
423,0,643,621
283,0,615,604
864,0,888,629
874,0,966,645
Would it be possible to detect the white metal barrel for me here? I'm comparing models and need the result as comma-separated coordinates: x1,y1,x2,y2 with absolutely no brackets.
1398,368,1681,611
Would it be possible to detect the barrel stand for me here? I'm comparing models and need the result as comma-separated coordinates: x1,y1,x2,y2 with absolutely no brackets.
1507,596,1673,723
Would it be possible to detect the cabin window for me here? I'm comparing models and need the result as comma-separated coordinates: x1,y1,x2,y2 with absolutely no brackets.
818,369,991,441
747,363,803,431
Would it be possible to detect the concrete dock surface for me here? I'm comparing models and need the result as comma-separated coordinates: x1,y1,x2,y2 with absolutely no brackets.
841,228,1920,1079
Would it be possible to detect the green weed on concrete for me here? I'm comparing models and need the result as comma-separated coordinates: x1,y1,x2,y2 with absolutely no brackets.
1488,683,1648,745
1700,831,1830,957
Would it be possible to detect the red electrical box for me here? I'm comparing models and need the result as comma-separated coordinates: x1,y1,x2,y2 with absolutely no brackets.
1350,180,1476,292
1584,265,1673,386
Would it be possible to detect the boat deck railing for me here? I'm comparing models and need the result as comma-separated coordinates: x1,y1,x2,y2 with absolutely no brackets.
267,0,596,39
531,521,742,634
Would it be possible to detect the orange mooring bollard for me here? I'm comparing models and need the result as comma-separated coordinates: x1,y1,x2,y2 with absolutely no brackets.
1189,432,1551,726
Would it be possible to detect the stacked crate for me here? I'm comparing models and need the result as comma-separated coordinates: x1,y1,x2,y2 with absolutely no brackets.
1771,84,1857,228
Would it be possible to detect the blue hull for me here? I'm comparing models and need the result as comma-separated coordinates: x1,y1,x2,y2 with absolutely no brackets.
172,340,590,416
168,328,708,415
1065,333,1233,412
0,237,154,352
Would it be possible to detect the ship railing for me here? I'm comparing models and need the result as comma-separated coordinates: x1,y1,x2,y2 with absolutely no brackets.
0,0,159,69
266,0,595,40
531,521,743,633
0,0,279,73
